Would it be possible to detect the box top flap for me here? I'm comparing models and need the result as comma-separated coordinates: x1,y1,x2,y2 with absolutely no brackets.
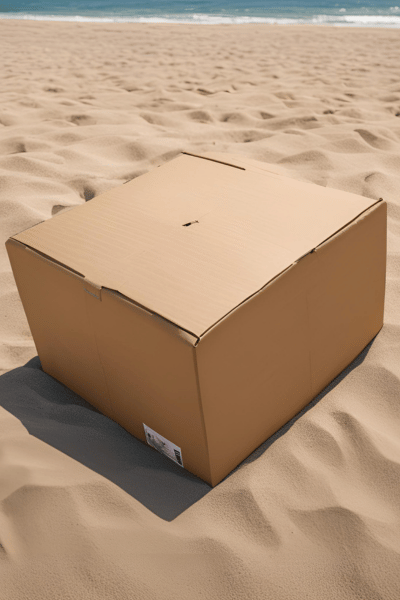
12,152,376,337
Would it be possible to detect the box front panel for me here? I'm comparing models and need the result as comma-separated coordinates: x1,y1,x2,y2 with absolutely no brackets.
7,239,211,484
6,240,112,417
197,202,386,486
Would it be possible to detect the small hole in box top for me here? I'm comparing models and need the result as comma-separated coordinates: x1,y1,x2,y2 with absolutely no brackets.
182,220,199,227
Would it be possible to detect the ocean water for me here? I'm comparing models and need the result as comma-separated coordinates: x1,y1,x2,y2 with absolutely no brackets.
0,0,399,26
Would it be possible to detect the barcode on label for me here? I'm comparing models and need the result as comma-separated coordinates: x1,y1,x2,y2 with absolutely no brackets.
174,449,183,466
143,423,184,468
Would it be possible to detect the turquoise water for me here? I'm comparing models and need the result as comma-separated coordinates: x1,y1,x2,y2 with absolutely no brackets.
0,0,399,26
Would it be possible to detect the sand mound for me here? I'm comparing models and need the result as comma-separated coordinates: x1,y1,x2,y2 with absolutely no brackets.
0,20,400,600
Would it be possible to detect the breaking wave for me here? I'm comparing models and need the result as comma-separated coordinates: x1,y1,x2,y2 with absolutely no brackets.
1,12,400,26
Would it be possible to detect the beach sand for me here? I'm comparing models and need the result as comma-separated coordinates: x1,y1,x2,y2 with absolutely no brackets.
1,20,400,599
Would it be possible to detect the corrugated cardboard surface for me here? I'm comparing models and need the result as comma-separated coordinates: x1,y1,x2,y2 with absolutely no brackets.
6,153,387,486
12,153,375,336
196,202,386,485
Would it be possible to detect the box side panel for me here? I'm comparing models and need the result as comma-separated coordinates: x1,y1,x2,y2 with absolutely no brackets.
5,239,112,416
196,257,314,487
309,200,386,393
197,202,387,486
87,290,212,485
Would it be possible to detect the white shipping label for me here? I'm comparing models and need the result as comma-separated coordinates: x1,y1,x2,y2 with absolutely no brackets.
143,424,184,468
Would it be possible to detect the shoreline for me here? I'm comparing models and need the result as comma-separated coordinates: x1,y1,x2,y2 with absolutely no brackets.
1,14,400,28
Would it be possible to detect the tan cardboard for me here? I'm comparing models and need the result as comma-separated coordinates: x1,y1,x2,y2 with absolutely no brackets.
6,152,387,486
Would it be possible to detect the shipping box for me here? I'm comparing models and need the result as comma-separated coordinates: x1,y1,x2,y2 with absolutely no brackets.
6,152,387,486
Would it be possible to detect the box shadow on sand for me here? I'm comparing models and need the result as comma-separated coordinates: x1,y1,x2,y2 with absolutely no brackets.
0,339,374,521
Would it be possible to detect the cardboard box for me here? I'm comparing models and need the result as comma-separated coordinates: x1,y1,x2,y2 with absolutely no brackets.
6,152,387,486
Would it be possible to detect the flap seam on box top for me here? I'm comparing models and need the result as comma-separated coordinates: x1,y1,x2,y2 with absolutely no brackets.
181,152,246,171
